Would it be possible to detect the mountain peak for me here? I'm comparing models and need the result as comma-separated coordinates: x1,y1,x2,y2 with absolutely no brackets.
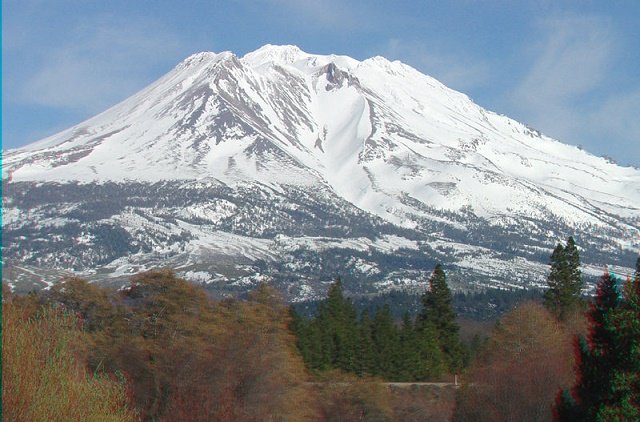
177,51,235,71
3,44,639,297
242,44,308,67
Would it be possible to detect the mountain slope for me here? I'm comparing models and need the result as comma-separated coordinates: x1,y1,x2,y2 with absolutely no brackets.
3,45,639,297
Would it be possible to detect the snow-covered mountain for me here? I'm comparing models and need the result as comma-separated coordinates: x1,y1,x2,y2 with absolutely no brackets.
4,45,640,298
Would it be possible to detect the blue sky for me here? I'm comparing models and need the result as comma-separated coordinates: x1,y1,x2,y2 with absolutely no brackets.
3,1,640,167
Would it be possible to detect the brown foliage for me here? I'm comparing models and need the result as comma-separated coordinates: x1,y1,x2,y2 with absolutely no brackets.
48,277,116,332
453,302,576,422
2,298,136,421
314,372,394,421
6,273,462,421
389,384,456,421
83,272,316,420
160,283,317,421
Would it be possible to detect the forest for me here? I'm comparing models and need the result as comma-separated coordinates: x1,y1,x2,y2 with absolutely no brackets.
2,240,639,421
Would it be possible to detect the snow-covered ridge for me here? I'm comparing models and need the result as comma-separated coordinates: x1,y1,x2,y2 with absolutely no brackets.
3,44,639,287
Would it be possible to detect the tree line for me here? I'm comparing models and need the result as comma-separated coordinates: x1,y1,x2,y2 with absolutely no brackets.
3,235,639,421
453,237,640,421
290,264,466,381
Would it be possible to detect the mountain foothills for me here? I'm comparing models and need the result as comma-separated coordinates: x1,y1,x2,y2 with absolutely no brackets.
3,45,640,297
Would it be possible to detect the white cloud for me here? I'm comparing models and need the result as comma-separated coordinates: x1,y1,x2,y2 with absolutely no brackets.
18,17,184,113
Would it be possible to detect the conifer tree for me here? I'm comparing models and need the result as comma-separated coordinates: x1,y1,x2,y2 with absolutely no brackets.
417,264,465,372
555,269,640,420
356,310,375,377
544,237,584,320
314,277,359,372
413,316,446,379
289,306,314,367
396,312,421,381
372,304,399,379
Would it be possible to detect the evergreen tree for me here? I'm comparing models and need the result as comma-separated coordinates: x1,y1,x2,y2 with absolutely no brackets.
413,319,446,380
396,312,425,381
372,304,399,379
356,310,375,377
314,277,359,372
599,270,640,419
544,242,566,317
544,237,584,320
289,306,314,367
555,270,640,420
417,264,465,372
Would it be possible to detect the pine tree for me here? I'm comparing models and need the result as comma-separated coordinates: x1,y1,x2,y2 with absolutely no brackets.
417,264,465,373
413,319,446,380
372,304,399,379
555,270,640,420
396,312,418,381
356,310,375,377
314,277,359,372
289,306,315,368
544,237,584,320
598,269,640,419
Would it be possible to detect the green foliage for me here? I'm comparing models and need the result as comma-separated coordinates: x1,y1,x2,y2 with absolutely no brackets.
318,277,360,372
356,310,376,376
555,268,640,420
417,264,466,372
371,304,400,378
544,237,585,320
292,269,462,381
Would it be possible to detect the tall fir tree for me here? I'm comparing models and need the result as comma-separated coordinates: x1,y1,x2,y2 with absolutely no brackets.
315,277,359,372
372,304,400,379
555,269,640,420
417,264,465,373
396,312,419,381
413,318,446,380
544,237,584,320
355,310,375,377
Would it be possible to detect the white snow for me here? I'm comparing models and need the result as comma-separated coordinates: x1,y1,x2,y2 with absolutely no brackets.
3,44,639,256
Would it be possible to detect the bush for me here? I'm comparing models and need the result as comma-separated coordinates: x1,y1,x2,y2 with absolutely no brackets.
2,296,136,421
453,302,576,421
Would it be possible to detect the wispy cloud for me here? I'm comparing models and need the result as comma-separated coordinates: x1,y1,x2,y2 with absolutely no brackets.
246,0,368,31
381,38,492,92
17,16,184,113
589,89,640,163
507,13,640,165
508,15,613,140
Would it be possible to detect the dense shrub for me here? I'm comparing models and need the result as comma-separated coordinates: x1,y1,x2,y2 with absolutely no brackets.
2,296,136,421
453,302,576,421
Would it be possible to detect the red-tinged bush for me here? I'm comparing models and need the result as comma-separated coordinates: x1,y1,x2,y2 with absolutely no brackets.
453,302,576,421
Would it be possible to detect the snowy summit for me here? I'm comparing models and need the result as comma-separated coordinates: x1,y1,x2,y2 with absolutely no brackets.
3,45,639,295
